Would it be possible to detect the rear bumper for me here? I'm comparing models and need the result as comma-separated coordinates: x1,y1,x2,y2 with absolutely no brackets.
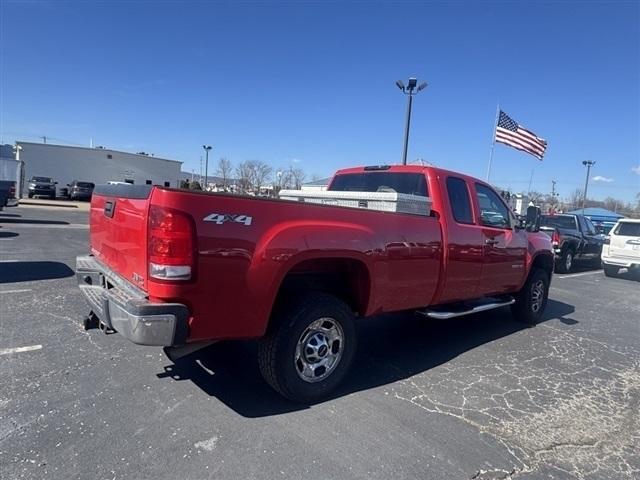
601,253,639,269
5,198,18,207
76,255,189,346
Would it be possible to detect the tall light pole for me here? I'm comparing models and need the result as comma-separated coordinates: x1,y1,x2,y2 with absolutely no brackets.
202,145,212,191
396,77,428,165
581,160,595,212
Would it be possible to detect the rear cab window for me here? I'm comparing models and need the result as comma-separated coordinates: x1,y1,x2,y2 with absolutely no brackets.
541,215,578,230
446,176,473,224
329,172,428,197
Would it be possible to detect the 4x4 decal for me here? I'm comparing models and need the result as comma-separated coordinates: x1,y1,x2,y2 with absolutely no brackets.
203,213,253,226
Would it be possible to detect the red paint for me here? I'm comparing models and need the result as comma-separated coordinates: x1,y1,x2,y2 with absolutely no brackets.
89,165,553,343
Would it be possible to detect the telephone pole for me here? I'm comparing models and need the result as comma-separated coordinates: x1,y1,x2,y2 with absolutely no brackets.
551,180,556,198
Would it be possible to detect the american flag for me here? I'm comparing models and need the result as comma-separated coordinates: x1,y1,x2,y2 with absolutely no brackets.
495,111,547,160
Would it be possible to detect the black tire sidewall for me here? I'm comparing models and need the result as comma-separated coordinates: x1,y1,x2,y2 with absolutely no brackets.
272,294,356,403
526,269,549,322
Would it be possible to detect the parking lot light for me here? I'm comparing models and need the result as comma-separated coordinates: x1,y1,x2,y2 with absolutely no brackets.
202,145,212,191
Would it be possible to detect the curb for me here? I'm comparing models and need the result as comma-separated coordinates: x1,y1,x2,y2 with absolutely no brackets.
19,200,79,209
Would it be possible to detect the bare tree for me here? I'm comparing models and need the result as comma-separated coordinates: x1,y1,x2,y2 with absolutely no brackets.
568,188,583,210
216,157,233,190
248,160,272,194
603,197,621,213
235,161,253,193
289,167,306,189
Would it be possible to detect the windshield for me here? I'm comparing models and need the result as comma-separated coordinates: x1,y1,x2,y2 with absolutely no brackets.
32,176,52,183
329,172,428,197
541,215,577,230
76,182,94,188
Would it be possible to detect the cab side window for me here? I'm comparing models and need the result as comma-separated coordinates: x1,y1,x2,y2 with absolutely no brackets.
446,177,473,224
475,184,511,228
584,217,596,235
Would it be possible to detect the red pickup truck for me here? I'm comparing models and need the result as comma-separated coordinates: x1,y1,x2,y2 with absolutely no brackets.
77,165,553,402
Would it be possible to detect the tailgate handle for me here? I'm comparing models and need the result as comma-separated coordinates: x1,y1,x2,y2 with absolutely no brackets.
104,200,115,218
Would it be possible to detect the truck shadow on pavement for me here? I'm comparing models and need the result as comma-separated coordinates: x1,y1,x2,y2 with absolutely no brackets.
0,261,75,283
0,231,19,238
157,299,575,417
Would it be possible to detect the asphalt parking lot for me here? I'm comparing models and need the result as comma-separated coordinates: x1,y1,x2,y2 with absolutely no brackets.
1,205,638,480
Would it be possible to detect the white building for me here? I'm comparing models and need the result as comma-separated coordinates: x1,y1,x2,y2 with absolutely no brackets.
15,142,182,197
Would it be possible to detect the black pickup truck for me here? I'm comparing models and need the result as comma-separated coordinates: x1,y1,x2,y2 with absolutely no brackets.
540,213,605,273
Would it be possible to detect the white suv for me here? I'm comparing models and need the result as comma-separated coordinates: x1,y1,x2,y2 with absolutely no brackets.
602,218,640,277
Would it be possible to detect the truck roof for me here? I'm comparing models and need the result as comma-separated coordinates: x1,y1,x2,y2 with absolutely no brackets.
333,164,484,185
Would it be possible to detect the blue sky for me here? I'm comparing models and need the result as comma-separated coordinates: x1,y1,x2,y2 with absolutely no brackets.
1,1,639,201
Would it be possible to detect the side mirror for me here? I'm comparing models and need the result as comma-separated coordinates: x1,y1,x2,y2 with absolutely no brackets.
54,181,58,184
525,205,541,232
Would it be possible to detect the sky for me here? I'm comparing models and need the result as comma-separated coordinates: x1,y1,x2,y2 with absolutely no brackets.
1,0,639,202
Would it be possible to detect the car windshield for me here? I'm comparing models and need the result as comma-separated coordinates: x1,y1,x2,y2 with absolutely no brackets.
329,172,429,197
541,215,577,230
615,222,640,237
32,176,52,183
76,182,94,188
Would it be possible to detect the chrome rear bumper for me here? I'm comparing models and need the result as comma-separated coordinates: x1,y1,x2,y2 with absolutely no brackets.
76,255,189,346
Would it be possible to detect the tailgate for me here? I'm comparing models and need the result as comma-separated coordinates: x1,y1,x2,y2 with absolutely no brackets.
90,184,153,291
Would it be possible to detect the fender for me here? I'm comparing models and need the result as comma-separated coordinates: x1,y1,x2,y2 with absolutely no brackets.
245,219,378,332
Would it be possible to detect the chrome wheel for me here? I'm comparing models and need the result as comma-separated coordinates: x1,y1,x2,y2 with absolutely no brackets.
531,279,545,313
294,318,344,383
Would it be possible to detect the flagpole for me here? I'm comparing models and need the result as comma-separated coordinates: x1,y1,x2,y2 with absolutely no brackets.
486,103,500,182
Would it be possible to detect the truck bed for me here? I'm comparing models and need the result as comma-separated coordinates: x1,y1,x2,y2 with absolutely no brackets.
89,184,443,342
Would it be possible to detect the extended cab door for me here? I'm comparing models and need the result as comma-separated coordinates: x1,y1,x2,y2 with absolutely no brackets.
435,176,485,304
473,183,527,295
578,216,603,258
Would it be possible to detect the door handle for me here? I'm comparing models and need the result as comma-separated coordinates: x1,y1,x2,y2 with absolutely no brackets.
485,238,499,246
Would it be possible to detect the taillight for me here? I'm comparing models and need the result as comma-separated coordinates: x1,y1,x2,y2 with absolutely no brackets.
551,230,560,246
9,182,15,198
148,205,196,281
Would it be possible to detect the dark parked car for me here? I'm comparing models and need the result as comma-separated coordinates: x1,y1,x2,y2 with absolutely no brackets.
27,176,57,199
0,180,18,210
67,180,95,201
540,213,604,273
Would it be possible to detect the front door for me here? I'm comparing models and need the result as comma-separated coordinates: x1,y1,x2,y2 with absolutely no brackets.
474,183,527,295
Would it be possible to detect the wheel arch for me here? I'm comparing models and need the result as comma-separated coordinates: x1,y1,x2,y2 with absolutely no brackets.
270,256,372,326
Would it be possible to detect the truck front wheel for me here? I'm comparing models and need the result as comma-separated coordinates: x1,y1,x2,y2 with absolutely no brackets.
511,268,550,326
258,292,357,403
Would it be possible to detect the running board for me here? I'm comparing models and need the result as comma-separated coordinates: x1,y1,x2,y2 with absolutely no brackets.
417,297,515,320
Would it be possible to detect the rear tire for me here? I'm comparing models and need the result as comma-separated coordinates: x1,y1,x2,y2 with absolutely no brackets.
603,264,619,277
258,292,357,403
511,268,550,326
555,248,574,274
28,192,33,198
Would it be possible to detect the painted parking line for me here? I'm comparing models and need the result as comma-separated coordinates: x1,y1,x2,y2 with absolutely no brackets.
0,345,43,356
0,289,32,294
557,270,602,279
